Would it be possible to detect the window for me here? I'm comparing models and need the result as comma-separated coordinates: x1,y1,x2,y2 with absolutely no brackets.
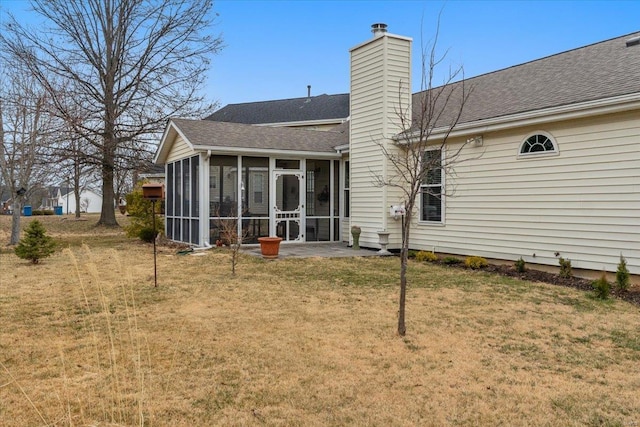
519,132,558,156
420,149,442,222
253,174,263,204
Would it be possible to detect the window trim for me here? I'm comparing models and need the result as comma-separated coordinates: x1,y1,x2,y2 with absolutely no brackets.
419,148,444,225
518,131,559,158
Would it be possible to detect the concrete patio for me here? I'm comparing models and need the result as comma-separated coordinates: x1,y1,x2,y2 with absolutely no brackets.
242,242,391,259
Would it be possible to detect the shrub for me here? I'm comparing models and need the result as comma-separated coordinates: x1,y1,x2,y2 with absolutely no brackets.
14,219,56,264
124,181,164,242
592,272,610,300
415,250,438,262
515,257,526,273
616,254,630,292
442,256,462,265
407,250,417,259
465,256,488,269
558,257,572,279
138,227,158,243
31,209,54,216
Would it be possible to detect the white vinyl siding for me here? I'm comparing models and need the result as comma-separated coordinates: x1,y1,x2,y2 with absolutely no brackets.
409,110,640,274
350,33,411,247
166,135,192,163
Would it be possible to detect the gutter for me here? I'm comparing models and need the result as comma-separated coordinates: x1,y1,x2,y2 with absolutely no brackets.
191,145,342,159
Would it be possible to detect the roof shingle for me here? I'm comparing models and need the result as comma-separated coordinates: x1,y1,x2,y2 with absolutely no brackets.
171,118,348,153
415,31,640,129
205,93,349,124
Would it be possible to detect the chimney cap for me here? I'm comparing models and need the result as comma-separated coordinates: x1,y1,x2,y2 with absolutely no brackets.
371,23,388,36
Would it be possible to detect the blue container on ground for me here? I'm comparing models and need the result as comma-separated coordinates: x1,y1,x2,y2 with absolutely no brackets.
54,206,63,215
23,205,32,216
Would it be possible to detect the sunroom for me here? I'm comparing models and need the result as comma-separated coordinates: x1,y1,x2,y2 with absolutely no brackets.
154,119,349,247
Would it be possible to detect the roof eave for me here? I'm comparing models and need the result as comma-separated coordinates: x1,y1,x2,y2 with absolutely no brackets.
191,145,342,159
253,117,349,128
153,119,195,164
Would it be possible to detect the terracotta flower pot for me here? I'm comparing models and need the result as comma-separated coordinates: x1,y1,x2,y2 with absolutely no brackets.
258,236,283,259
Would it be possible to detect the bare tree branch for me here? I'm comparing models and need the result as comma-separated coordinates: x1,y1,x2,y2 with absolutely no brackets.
1,0,222,226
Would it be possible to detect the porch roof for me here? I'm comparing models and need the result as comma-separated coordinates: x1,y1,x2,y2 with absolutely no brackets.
170,118,348,157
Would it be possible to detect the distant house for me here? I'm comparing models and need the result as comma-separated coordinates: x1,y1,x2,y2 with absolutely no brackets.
136,163,166,185
154,25,640,275
59,188,103,214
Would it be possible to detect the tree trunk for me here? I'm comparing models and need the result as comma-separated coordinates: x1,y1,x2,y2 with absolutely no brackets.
99,163,117,226
398,249,407,336
397,215,411,336
74,190,81,218
98,143,118,226
10,199,22,245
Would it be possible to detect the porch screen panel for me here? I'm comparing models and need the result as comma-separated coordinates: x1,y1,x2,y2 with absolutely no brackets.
241,157,269,243
191,158,199,216
306,160,332,241
182,158,190,216
166,163,174,216
182,218,189,243
174,161,182,217
343,161,350,218
167,218,173,240
165,155,200,245
210,155,238,217
333,160,339,216
191,219,198,243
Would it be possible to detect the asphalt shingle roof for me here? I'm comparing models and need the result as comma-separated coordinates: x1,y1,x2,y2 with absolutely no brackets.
164,31,640,157
416,31,640,129
205,93,349,124
171,118,348,153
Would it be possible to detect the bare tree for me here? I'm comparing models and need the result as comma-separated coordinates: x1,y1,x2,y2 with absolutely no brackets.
373,23,476,336
1,0,222,226
0,68,57,244
214,207,251,276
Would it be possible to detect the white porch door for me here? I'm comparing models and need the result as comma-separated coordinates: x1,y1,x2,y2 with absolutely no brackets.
272,170,304,242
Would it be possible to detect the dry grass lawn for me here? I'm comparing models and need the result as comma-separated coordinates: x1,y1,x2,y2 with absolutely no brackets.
1,214,639,426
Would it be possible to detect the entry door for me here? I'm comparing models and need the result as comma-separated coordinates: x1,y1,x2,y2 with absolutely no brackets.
273,171,304,242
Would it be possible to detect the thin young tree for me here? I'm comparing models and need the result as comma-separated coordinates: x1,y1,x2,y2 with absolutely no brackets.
0,66,57,245
214,206,251,276
373,21,477,336
1,0,222,226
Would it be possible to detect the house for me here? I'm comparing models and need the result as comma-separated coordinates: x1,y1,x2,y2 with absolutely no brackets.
59,188,103,214
39,187,65,211
154,25,640,275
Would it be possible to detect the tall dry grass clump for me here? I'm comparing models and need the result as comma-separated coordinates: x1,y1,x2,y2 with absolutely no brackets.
1,243,150,426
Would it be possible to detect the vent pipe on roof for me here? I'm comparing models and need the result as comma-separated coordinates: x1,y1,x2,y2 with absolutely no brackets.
625,36,640,47
371,23,387,37
307,85,311,99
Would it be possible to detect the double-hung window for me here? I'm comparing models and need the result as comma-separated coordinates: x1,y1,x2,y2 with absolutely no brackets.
420,149,443,223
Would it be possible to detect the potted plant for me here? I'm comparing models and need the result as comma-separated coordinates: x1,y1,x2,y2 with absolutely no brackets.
258,236,283,259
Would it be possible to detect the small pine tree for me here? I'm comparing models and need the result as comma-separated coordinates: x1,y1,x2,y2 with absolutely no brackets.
124,182,164,242
14,219,56,264
592,272,610,300
616,254,630,292
558,257,572,279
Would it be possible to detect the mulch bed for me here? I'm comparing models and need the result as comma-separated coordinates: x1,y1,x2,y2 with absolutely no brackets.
470,262,640,306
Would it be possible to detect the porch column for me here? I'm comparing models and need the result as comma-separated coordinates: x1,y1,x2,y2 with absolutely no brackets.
200,152,210,246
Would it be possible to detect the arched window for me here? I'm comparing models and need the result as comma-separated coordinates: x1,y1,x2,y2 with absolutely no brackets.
519,132,558,156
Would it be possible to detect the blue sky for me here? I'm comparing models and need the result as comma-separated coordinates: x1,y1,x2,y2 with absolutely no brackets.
2,0,640,108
